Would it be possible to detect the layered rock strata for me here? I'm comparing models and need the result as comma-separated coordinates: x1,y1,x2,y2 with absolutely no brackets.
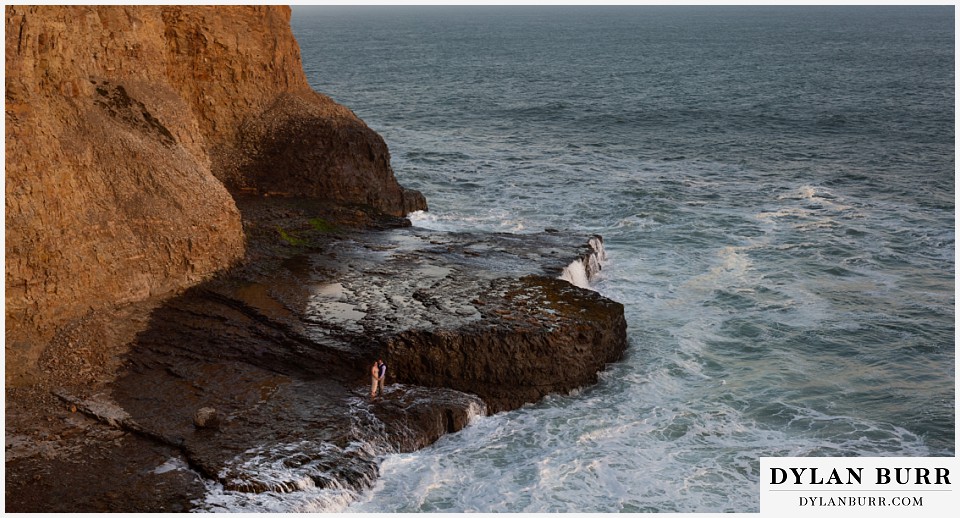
5,197,627,512
5,5,425,385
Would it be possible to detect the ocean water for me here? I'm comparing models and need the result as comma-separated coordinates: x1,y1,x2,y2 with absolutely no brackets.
287,6,955,512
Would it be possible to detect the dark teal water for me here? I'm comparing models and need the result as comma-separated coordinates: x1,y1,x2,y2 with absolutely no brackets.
264,6,952,512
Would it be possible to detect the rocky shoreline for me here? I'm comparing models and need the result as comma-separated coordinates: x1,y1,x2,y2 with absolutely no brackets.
5,197,628,512
5,6,628,511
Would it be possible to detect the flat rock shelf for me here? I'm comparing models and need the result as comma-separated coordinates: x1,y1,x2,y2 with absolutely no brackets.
5,198,627,512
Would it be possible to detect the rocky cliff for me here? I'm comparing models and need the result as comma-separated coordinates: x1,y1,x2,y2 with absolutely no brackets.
5,5,425,385
5,6,630,512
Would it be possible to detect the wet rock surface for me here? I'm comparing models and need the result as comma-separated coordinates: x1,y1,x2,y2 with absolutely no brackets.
5,197,626,512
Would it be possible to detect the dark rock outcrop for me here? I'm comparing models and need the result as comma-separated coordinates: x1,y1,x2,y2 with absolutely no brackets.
389,275,627,413
192,408,220,430
6,196,628,512
234,90,428,214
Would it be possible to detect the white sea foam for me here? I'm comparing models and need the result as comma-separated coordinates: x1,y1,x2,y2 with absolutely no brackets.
195,392,489,513
196,439,378,513
559,236,607,290
559,260,590,289
408,209,532,234
153,457,190,475
406,210,446,230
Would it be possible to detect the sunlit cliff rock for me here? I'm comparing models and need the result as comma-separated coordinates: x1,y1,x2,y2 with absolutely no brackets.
5,5,425,384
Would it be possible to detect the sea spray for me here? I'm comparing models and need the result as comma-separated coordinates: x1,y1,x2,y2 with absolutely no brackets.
196,392,488,513
559,236,608,289
197,439,382,512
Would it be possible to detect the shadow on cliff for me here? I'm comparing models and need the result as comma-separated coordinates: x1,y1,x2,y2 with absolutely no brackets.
24,195,627,511
230,90,427,216
87,196,483,507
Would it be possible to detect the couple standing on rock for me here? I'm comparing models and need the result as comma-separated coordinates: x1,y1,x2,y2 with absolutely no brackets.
370,359,387,400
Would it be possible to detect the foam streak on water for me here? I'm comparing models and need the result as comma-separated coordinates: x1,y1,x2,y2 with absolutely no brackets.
291,6,954,513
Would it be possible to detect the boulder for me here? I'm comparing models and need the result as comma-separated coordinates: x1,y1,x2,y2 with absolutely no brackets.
192,408,220,430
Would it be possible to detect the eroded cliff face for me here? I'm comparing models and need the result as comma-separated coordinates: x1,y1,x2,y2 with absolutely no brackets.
5,5,425,385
